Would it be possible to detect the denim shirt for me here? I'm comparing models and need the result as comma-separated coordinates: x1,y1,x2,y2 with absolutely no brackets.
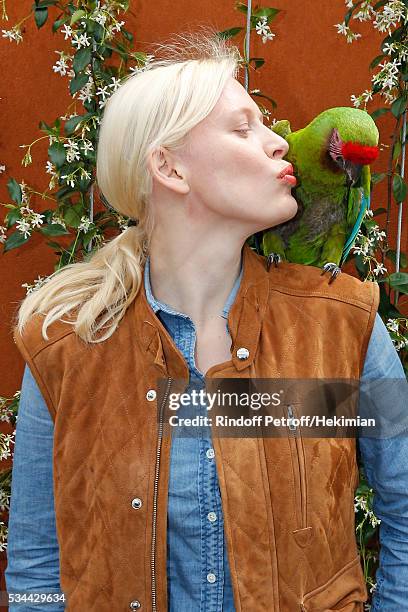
5,258,408,611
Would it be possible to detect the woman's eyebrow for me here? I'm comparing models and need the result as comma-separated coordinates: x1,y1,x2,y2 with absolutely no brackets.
229,107,264,122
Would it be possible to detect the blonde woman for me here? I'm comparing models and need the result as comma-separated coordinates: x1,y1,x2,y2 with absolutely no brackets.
6,29,408,612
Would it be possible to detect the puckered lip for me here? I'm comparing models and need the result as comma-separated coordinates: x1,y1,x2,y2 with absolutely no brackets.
277,163,294,179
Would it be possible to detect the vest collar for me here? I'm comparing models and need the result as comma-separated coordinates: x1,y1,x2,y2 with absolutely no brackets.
132,242,270,377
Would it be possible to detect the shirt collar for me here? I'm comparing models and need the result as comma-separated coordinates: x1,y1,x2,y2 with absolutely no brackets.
144,253,243,320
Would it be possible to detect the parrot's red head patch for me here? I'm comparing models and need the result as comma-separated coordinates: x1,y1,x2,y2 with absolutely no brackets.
341,141,379,165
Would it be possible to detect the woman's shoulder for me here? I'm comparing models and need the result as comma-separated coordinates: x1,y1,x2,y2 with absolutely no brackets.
264,259,379,310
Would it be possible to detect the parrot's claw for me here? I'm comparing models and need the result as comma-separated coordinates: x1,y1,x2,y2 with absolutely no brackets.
266,253,281,272
320,262,341,284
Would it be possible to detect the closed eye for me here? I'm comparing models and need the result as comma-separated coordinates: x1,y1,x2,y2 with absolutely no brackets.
236,128,251,136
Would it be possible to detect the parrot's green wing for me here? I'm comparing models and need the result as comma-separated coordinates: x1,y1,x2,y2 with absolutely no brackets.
339,165,371,267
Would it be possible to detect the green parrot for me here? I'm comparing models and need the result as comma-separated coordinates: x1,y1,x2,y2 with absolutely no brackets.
259,107,380,283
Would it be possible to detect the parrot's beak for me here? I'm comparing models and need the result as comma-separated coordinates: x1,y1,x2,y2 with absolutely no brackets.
343,159,362,185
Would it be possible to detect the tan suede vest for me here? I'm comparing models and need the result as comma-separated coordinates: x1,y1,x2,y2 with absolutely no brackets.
13,243,379,611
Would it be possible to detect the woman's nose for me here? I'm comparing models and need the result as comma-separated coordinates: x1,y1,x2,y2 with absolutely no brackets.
265,132,289,160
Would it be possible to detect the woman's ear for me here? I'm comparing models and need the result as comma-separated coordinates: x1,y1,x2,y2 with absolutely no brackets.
148,146,190,195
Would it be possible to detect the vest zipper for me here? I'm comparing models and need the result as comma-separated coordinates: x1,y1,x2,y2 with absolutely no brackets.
287,405,307,530
151,376,173,612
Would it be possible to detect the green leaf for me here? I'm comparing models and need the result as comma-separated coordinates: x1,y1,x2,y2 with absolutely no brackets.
354,253,368,276
249,57,265,69
82,228,97,249
370,54,385,69
216,27,243,40
69,73,89,95
377,283,400,319
48,142,66,169
5,207,21,229
391,95,407,119
34,7,48,28
387,249,408,268
373,0,387,8
371,206,388,215
3,230,30,252
46,240,63,250
7,178,22,204
70,9,86,25
393,140,401,161
35,0,58,6
253,7,280,19
73,47,92,73
122,29,133,43
345,1,364,26
52,17,68,33
370,107,389,120
393,174,407,203
235,1,247,13
251,90,277,109
387,272,408,293
64,113,90,136
63,203,83,228
371,172,387,185
40,224,70,236
92,22,105,43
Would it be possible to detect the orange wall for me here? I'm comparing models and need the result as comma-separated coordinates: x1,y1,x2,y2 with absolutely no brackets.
1,3,406,395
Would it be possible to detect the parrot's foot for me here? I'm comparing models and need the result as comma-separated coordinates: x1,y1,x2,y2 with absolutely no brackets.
320,262,341,284
266,253,282,272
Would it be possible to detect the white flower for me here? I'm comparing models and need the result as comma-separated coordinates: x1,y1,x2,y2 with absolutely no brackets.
109,76,121,91
21,275,50,295
63,139,81,162
383,42,396,55
111,20,125,33
71,33,91,49
386,318,399,333
77,79,94,104
0,165,5,173
16,219,32,238
29,212,45,229
334,21,348,35
361,89,373,102
50,214,66,228
0,225,7,244
350,94,362,108
81,139,94,154
78,216,93,232
53,58,69,76
45,161,56,175
60,24,73,40
90,11,107,26
96,85,110,101
255,16,269,36
61,174,76,188
255,17,276,43
2,28,23,43
373,262,387,276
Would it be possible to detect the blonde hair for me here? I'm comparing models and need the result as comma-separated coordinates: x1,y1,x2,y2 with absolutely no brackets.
13,28,241,344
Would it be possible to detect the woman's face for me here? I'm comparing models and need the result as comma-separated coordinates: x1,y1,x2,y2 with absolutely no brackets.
178,76,298,235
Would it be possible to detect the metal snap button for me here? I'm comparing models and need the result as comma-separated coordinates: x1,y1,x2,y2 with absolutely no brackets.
207,511,217,522
236,347,250,360
129,600,141,609
146,389,156,401
131,498,143,510
206,448,215,459
207,573,216,583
